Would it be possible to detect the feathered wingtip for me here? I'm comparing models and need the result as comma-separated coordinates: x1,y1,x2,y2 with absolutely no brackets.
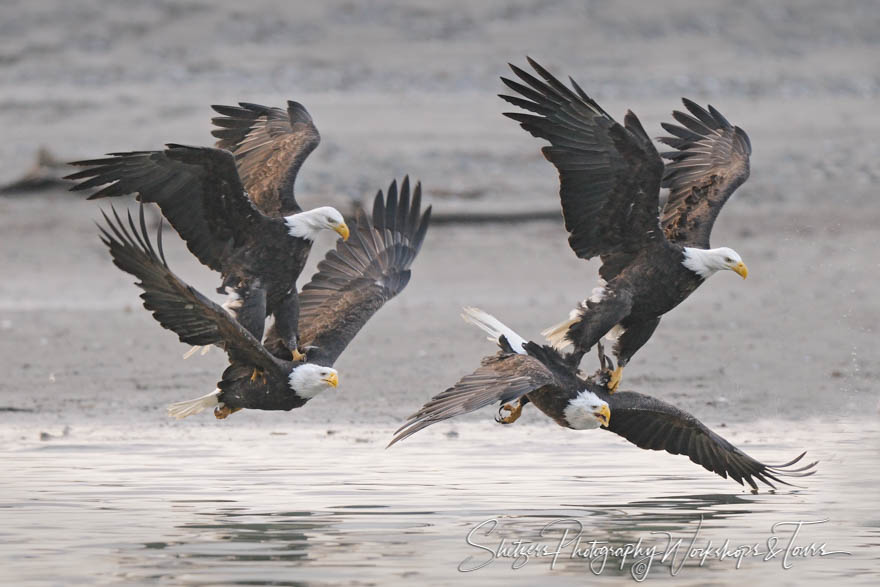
286,100,314,125
211,101,277,147
368,176,433,264
211,100,317,148
96,202,168,273
167,389,221,419
499,57,609,129
373,177,432,242
745,451,819,491
657,98,752,162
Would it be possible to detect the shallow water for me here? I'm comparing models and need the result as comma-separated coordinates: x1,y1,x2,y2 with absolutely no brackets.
2,420,878,585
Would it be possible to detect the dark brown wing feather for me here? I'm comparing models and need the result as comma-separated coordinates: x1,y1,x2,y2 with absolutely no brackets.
658,99,752,248
605,391,817,490
98,205,283,376
389,349,558,447
500,58,666,279
68,145,265,273
211,101,320,216
294,177,431,366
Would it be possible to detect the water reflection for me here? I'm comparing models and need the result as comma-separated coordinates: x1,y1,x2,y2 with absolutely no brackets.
2,421,878,585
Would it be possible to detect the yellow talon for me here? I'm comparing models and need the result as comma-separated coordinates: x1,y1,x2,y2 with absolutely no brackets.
498,401,523,424
607,366,623,393
214,405,241,419
250,368,267,384
291,348,306,362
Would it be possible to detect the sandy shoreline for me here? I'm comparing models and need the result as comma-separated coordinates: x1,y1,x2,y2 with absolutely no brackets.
2,0,879,440
1,189,877,442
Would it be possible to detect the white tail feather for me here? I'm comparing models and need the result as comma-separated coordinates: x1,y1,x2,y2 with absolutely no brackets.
605,323,626,343
167,389,220,419
542,304,585,350
461,307,528,354
182,346,201,359
542,316,576,350
182,345,213,359
542,302,624,349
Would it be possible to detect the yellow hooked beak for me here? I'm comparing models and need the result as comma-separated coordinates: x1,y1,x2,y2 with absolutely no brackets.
731,261,749,279
333,222,350,241
322,372,339,388
595,404,611,428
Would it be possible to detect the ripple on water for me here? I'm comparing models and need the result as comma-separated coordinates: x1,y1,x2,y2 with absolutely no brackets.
2,421,878,585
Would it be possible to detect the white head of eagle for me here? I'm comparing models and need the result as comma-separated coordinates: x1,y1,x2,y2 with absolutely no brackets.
288,363,339,399
682,247,749,280
285,206,350,241
564,390,611,430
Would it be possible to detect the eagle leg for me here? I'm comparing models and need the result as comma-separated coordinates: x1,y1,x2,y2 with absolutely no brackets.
606,317,659,392
214,405,242,419
291,348,306,362
237,285,267,342
595,341,620,390
250,367,267,385
496,400,524,425
274,289,301,352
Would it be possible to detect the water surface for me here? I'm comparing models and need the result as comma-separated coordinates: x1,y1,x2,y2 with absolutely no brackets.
2,420,877,585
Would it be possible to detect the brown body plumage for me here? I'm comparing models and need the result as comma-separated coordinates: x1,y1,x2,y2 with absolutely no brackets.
67,101,349,354
99,178,430,415
392,310,816,491
501,59,752,386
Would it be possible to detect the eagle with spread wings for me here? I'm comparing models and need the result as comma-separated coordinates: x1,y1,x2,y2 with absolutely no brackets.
501,58,752,391
99,178,430,419
68,102,349,365
391,308,816,491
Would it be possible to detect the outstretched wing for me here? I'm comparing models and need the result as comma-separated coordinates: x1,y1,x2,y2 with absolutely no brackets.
389,348,557,447
211,101,320,216
605,391,817,490
98,205,282,375
500,57,666,280
658,99,752,248
294,177,431,366
68,145,267,273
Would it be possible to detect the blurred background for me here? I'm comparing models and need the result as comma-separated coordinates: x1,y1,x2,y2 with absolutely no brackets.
2,0,877,427
2,2,879,584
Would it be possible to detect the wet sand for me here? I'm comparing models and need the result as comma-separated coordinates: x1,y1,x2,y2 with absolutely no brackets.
1,189,877,436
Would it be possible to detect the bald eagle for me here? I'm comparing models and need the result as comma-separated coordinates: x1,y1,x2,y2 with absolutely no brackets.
391,308,816,490
66,103,348,362
99,178,430,418
501,58,752,391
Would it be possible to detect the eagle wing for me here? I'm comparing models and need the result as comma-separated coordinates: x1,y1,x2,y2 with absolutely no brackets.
604,391,817,490
211,101,320,217
291,177,431,366
500,58,666,280
98,205,283,376
658,99,752,248
389,348,558,447
68,145,269,274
